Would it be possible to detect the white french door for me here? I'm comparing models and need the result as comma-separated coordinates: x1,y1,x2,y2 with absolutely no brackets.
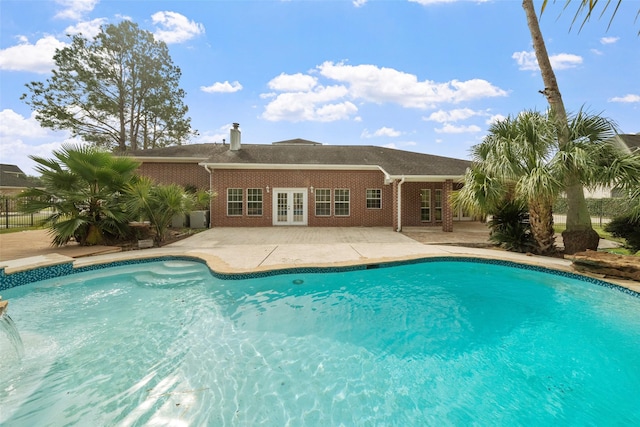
272,188,308,225
455,206,473,221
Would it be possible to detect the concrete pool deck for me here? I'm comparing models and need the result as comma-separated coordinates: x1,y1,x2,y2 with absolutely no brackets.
1,225,637,293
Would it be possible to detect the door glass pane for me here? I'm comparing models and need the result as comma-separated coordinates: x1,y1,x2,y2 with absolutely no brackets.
293,192,304,222
277,193,288,222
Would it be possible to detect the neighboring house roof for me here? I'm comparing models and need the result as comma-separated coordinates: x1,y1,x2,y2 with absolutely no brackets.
129,140,471,182
0,164,32,188
617,133,640,153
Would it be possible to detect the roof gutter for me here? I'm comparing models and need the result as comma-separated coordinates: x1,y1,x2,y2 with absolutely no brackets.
198,162,381,171
385,174,466,183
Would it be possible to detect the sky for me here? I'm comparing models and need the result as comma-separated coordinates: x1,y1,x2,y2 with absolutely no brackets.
1,0,638,176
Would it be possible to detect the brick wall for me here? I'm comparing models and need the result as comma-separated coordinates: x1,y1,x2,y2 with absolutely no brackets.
443,179,454,232
137,162,209,190
136,162,458,229
209,169,394,227
399,182,445,227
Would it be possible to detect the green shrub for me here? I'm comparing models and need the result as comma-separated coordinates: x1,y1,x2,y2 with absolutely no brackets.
488,201,537,253
553,197,631,217
604,215,640,254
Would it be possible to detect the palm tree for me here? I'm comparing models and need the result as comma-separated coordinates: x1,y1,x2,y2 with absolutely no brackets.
456,111,560,255
125,177,191,246
540,0,636,34
455,109,639,255
523,0,640,253
20,145,140,246
522,0,600,254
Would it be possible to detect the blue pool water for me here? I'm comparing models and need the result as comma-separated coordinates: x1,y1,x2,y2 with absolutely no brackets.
1,259,639,425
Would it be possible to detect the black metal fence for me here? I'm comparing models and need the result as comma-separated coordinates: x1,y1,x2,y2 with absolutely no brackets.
0,196,51,229
553,197,629,228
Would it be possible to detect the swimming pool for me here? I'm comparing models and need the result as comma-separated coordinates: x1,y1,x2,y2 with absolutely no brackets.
1,259,639,425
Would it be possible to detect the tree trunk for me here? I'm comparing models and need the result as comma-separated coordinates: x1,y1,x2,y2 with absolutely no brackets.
522,0,597,254
528,198,557,255
562,177,600,253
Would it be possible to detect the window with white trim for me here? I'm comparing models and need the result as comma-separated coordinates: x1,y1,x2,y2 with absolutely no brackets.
420,189,431,222
366,189,382,209
247,188,263,216
315,189,331,216
334,189,350,216
227,188,243,216
435,189,442,221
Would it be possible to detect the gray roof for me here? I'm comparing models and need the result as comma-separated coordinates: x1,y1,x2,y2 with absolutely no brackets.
126,143,215,159
0,164,32,188
619,134,640,152
129,140,471,177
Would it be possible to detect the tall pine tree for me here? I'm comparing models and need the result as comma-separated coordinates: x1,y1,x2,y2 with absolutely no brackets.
22,21,194,152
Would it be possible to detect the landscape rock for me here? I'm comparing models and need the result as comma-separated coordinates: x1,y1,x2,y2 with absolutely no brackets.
568,250,640,281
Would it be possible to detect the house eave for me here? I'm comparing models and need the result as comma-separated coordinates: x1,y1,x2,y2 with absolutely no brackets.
199,162,467,183
199,162,382,171
384,175,466,184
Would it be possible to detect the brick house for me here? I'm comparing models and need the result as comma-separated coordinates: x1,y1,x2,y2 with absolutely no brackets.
129,124,471,232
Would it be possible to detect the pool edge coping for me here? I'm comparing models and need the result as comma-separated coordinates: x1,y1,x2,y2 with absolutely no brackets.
1,249,639,299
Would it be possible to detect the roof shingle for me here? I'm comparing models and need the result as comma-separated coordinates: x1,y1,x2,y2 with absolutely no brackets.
0,164,32,188
129,142,471,177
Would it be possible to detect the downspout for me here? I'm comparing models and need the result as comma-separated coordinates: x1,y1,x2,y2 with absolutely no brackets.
396,176,405,232
203,164,213,211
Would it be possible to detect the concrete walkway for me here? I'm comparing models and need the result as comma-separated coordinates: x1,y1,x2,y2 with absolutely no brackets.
1,225,636,293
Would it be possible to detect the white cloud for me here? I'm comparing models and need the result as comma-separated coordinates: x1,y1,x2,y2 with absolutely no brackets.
317,61,506,108
55,0,99,20
0,109,82,175
64,18,107,38
361,127,402,138
315,102,359,122
434,123,482,134
261,62,506,122
0,139,66,176
550,53,583,70
512,51,538,71
486,114,506,125
608,94,640,103
512,51,583,71
591,48,603,55
194,123,242,144
151,11,205,44
353,0,368,6
600,36,619,44
262,85,357,122
201,81,243,93
268,73,318,92
0,110,50,138
425,108,481,123
0,36,67,73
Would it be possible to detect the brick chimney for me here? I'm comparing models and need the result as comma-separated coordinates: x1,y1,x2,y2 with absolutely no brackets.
230,123,241,151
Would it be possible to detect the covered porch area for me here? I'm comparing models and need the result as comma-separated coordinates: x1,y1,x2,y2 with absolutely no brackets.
389,176,467,233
